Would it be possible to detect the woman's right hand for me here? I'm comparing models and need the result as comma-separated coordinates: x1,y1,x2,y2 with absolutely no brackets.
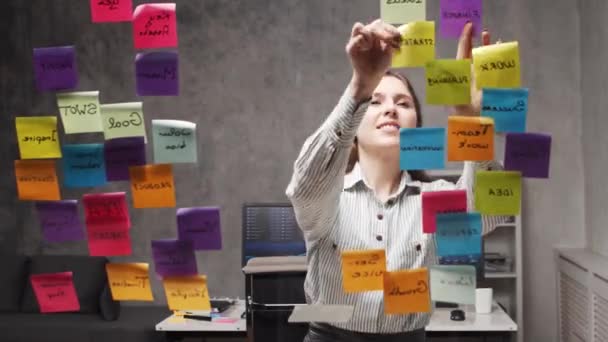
346,19,402,102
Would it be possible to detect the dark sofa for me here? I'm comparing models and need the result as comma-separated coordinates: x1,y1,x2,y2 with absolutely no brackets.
0,254,171,342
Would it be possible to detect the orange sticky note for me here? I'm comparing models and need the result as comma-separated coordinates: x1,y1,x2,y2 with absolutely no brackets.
129,164,176,208
383,268,430,314
162,275,211,311
447,116,494,161
341,250,386,293
105,263,154,301
15,160,61,201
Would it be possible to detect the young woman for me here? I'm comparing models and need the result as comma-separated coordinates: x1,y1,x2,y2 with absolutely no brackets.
286,20,505,342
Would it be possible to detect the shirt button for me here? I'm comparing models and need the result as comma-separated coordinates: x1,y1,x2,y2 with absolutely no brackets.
336,130,342,137
376,235,383,241
377,214,384,220
387,199,394,206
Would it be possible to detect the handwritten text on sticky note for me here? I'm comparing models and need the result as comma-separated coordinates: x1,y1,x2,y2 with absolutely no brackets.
177,207,222,250
392,21,435,68
152,120,197,163
62,144,107,188
475,171,521,215
56,91,102,134
426,59,471,105
106,263,154,301
15,160,61,201
136,51,179,96
129,164,176,208
87,225,132,256
151,239,198,277
430,265,476,304
436,212,482,258
421,189,467,233
473,41,521,89
380,0,426,25
16,116,62,159
133,3,178,49
399,127,445,170
163,275,211,311
33,46,77,91
101,102,146,141
341,250,386,293
104,137,146,181
447,116,494,161
90,0,133,22
30,272,80,313
83,192,130,227
440,0,482,38
383,268,430,314
481,88,528,133
504,133,551,178
36,200,84,243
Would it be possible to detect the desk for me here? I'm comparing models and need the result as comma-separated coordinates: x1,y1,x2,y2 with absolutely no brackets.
156,300,246,342
426,302,517,342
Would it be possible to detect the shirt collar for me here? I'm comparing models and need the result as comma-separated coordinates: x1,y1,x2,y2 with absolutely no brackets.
344,162,419,197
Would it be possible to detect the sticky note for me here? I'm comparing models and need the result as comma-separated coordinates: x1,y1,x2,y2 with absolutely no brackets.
61,144,107,188
82,192,130,228
177,207,222,250
90,0,133,22
430,265,476,304
36,200,84,243
399,127,445,170
392,21,435,68
163,275,211,311
105,263,154,301
135,51,179,96
56,91,103,134
436,212,482,259
383,268,430,314
151,239,198,277
100,102,146,141
15,116,61,159
481,88,528,132
30,272,80,313
473,42,521,89
133,3,178,49
380,0,426,25
447,116,494,161
504,133,551,178
475,171,521,215
421,190,467,233
152,120,197,163
440,0,482,39
33,46,77,91
129,164,176,208
15,160,61,201
425,59,471,105
87,224,132,256
340,250,386,293
104,137,146,181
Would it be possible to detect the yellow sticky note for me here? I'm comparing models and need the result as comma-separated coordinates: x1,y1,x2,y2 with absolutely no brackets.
383,268,430,314
447,116,494,161
341,250,386,293
163,275,211,311
474,171,521,215
105,263,154,301
380,0,426,25
15,116,61,159
15,160,61,201
426,59,471,105
56,91,103,134
472,41,521,89
168,315,186,323
392,21,435,68
100,102,147,141
129,164,176,208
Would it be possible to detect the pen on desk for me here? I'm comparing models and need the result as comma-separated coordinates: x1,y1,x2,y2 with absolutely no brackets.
183,314,212,321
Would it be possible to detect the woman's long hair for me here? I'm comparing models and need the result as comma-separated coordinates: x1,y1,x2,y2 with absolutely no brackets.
346,70,431,182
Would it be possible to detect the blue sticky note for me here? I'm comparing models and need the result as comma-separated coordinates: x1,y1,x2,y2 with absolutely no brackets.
481,88,528,133
61,144,107,188
436,212,482,258
400,127,445,170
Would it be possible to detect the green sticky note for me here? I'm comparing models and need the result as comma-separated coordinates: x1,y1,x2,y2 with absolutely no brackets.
430,265,476,305
56,91,103,134
474,171,521,215
392,21,435,68
100,102,146,142
152,120,197,164
426,59,471,105
380,0,426,25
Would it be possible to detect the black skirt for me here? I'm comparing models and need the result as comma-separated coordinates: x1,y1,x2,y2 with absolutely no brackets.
304,323,426,342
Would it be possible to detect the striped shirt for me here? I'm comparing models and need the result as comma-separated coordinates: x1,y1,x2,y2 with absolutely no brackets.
285,85,505,334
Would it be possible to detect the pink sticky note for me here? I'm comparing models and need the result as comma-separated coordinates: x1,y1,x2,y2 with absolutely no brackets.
90,0,133,23
83,192,130,229
87,223,132,256
422,190,467,233
30,272,80,313
133,3,178,49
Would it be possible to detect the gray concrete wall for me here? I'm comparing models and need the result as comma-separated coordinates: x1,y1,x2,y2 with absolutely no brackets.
0,1,586,341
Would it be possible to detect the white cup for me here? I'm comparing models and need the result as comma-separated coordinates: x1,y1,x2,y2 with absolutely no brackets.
475,288,493,314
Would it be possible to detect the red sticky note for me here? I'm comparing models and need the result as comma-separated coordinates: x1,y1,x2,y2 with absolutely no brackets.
90,0,133,23
30,272,80,313
87,223,132,256
83,192,130,229
133,3,178,49
422,190,467,233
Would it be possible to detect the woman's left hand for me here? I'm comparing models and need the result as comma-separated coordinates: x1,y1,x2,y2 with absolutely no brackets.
452,22,493,116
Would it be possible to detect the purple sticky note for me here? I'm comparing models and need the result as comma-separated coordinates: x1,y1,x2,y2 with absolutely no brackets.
504,133,552,178
104,137,146,181
151,239,197,277
177,207,222,251
33,46,78,91
440,0,482,39
135,51,179,96
36,200,85,242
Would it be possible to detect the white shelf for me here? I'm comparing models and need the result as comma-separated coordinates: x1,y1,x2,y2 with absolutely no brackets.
485,272,517,279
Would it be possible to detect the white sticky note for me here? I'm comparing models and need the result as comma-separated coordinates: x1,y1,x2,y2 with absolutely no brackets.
288,305,354,323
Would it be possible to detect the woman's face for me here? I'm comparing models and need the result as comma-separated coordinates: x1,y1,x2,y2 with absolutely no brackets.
356,75,418,151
